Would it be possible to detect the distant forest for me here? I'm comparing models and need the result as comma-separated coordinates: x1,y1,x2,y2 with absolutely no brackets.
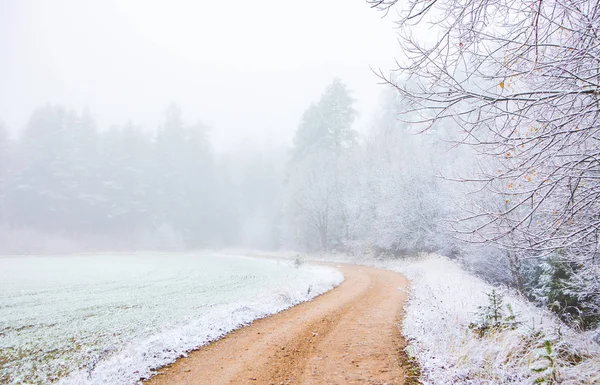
0,79,457,256
0,103,283,251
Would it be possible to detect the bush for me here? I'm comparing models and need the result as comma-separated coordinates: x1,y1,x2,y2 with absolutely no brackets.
523,253,600,330
293,253,305,268
469,289,520,337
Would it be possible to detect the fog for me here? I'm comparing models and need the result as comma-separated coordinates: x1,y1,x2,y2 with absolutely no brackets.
0,0,400,150
1,0,426,254
0,0,470,259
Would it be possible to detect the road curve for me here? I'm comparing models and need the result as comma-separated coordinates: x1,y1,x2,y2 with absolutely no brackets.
144,264,410,385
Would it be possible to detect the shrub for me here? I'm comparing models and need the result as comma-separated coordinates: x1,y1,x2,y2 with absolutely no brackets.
469,289,520,337
293,253,305,268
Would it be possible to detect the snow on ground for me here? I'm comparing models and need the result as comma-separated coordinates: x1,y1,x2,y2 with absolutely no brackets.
0,253,343,385
386,255,600,384
287,251,600,385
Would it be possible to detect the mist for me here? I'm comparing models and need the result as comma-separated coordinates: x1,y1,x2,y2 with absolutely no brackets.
0,0,400,150
0,0,416,254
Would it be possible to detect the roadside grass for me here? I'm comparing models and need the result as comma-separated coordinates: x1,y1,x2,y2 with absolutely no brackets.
387,255,600,385
400,338,423,385
290,251,600,385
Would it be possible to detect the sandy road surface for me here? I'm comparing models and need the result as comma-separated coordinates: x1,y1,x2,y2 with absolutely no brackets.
145,264,410,385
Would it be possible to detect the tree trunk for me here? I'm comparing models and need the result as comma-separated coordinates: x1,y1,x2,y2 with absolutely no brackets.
507,250,525,295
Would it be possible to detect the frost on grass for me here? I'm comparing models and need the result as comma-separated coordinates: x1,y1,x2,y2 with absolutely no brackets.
388,255,600,385
0,253,343,385
295,251,600,384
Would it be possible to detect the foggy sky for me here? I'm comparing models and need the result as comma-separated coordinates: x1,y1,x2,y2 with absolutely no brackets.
0,0,400,151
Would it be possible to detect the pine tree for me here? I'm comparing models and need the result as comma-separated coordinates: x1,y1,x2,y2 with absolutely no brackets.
153,104,219,248
291,78,357,161
6,105,103,236
318,78,357,152
154,103,189,243
7,105,70,230
181,121,217,247
285,78,357,251
63,108,101,233
98,122,153,243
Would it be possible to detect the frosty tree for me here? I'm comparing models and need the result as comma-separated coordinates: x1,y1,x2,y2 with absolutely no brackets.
291,78,357,162
284,78,357,251
344,88,458,256
370,0,600,325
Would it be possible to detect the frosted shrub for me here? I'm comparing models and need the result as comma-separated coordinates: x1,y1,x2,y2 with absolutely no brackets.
382,254,600,384
293,253,305,268
469,289,519,337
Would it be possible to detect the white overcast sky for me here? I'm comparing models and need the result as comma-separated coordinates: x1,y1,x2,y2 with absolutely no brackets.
0,0,401,150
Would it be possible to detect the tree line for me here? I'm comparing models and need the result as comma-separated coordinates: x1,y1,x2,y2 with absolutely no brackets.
0,104,282,251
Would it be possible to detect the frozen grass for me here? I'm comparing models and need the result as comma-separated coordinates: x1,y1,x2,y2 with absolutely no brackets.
386,255,600,384
385,255,600,384
0,253,343,384
286,251,600,385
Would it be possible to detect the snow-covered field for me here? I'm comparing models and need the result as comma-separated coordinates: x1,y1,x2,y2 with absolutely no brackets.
0,253,343,385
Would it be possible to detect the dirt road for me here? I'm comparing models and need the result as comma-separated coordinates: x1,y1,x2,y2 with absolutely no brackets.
145,264,410,385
